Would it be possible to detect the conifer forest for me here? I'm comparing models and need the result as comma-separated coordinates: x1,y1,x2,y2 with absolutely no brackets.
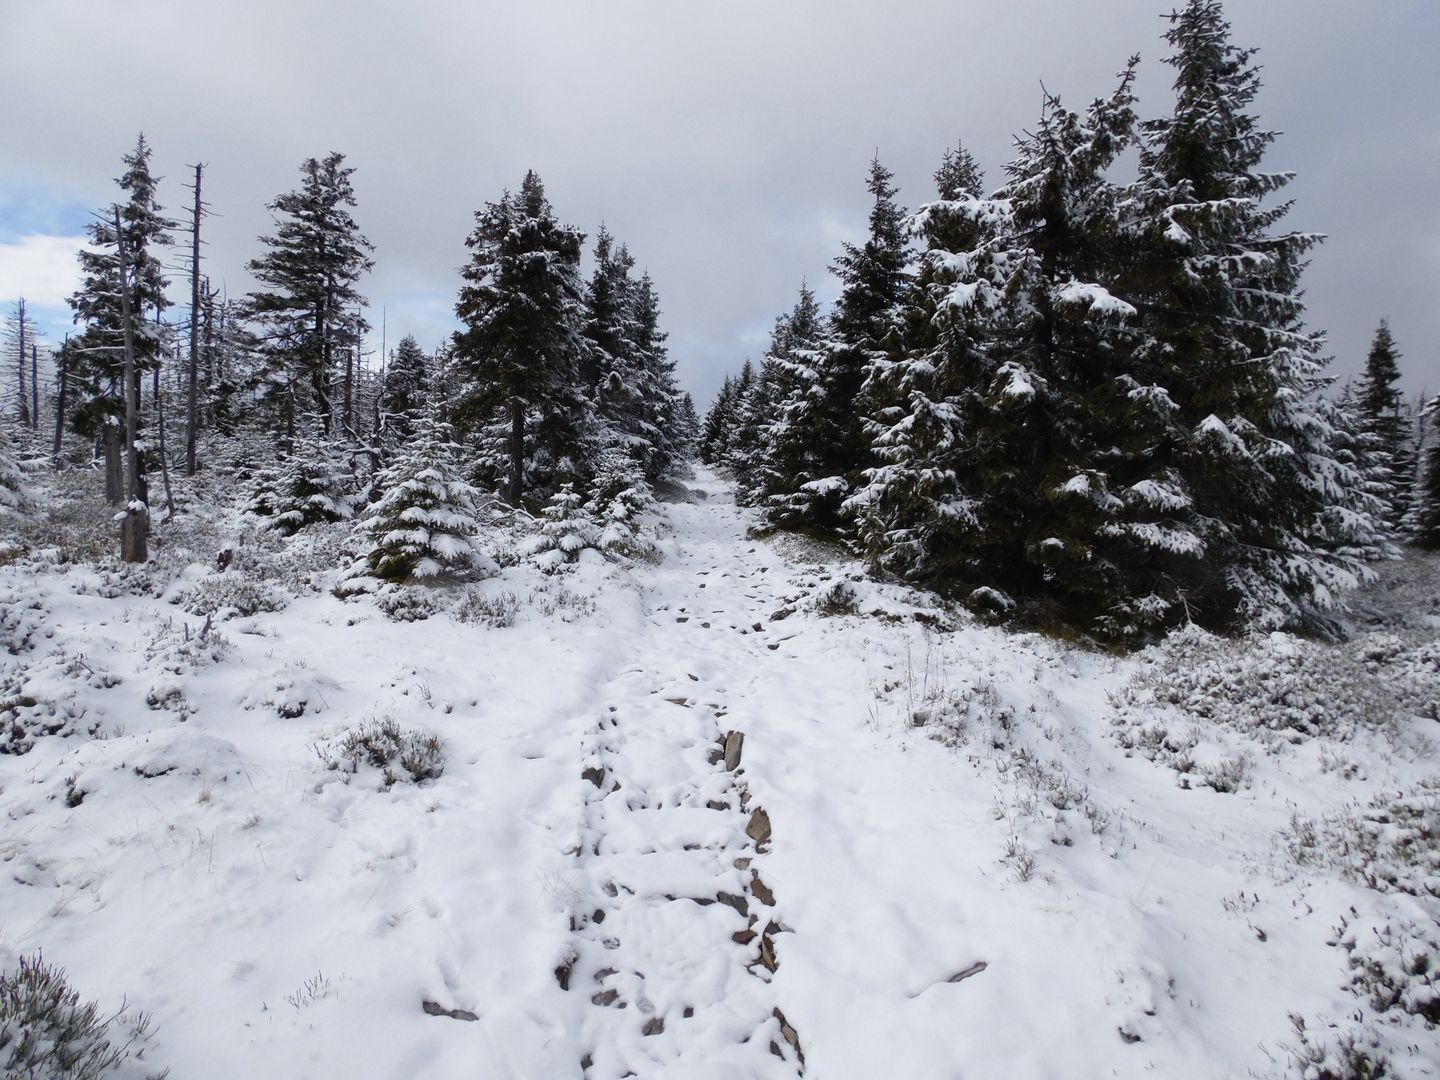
1,3,1437,1078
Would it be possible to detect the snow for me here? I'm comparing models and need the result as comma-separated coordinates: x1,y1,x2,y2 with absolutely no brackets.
1,470,1437,1078
1055,280,1138,319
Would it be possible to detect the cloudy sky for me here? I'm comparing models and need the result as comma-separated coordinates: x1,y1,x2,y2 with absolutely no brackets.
2,0,1436,407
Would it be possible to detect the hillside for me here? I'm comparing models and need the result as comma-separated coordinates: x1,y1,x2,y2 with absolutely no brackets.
2,469,1437,1079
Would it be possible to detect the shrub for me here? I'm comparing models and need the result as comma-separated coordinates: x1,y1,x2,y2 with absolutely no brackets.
1285,1014,1390,1080
453,589,521,629
171,574,289,620
374,585,444,623
319,717,444,789
0,952,166,1080
524,485,598,572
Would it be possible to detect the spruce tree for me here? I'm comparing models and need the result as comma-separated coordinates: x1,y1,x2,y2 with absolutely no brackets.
846,143,988,579
629,272,683,482
770,160,911,531
1355,320,1413,528
1412,395,1440,548
379,335,429,448
453,171,590,504
701,374,736,464
265,424,360,535
527,484,599,571
353,406,495,582
246,152,374,439
751,284,825,512
1122,0,1385,631
67,134,173,504
0,424,34,523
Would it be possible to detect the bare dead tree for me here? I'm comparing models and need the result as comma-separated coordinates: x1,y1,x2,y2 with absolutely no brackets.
29,342,38,431
13,297,30,428
52,335,69,468
185,162,207,474
114,205,148,562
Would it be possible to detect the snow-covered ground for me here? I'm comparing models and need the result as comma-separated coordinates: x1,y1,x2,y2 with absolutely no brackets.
2,469,1437,1079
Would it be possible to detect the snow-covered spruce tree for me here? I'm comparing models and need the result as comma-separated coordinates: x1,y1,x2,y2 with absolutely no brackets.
0,423,35,523
585,445,659,560
769,158,911,532
1412,395,1440,548
266,424,360,535
629,271,684,482
246,152,374,439
67,133,173,505
670,392,702,467
1355,320,1414,529
453,171,592,505
526,483,599,571
1120,0,1386,632
752,283,826,513
967,65,1156,634
582,227,642,442
845,142,988,580
379,334,430,450
352,406,496,582
726,354,786,505
713,360,758,485
701,373,737,464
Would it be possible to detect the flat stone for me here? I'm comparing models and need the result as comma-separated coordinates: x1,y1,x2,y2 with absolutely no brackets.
723,730,744,771
717,891,748,916
948,960,988,983
732,929,757,945
422,1000,478,1021
746,807,772,848
751,871,775,906
592,989,620,1006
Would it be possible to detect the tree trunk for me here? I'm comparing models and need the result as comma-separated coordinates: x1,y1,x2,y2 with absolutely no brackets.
103,423,123,503
114,206,148,563
16,297,29,428
186,163,202,475
30,343,39,432
52,339,69,469
344,343,354,436
509,397,525,505
156,383,176,521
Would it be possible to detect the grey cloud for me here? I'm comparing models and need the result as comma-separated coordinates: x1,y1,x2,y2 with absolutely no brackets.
3,0,1435,407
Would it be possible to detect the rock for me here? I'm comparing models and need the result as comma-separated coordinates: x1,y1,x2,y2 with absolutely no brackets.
592,989,620,1006
948,960,987,983
422,1000,478,1021
758,935,778,972
732,929,758,945
581,766,605,788
723,730,744,771
643,1016,665,1036
746,807,772,848
706,799,729,811
750,871,775,906
717,891,748,916
773,1007,802,1059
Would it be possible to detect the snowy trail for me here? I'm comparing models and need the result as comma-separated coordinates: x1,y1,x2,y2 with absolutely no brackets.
557,473,806,1078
